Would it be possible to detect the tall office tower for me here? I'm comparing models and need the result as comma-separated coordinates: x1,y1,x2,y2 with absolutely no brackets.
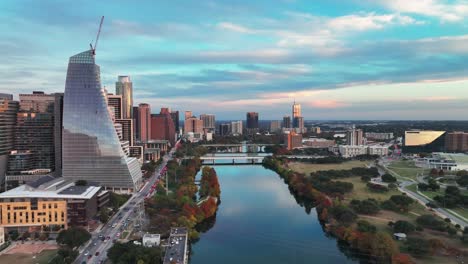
184,117,203,134
231,121,243,135
283,116,291,129
115,119,134,146
137,103,151,142
270,121,281,133
53,93,64,177
14,92,56,171
62,49,142,193
107,94,123,120
0,94,19,181
346,126,364,146
184,111,192,120
115,75,133,119
170,110,180,134
150,108,176,145
200,114,215,130
246,112,259,134
445,132,468,152
132,106,139,141
219,123,231,136
294,116,305,133
292,101,301,118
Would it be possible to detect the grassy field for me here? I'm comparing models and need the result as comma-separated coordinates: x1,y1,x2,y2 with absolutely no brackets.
288,160,370,174
386,160,429,180
340,177,400,202
0,249,57,264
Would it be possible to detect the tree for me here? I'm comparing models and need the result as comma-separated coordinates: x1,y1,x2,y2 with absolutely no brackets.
56,227,91,249
350,199,380,215
406,238,430,255
8,230,19,241
393,220,415,234
389,195,414,212
418,183,429,191
99,207,110,223
429,168,439,177
382,174,397,183
329,205,357,226
108,242,162,264
416,215,446,231
369,232,399,261
457,175,468,187
357,220,377,233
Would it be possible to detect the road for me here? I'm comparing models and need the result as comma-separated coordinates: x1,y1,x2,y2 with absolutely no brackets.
378,157,468,229
74,141,179,264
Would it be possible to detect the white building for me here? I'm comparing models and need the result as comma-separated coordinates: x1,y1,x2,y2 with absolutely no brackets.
339,145,390,158
368,145,389,156
339,145,368,158
143,233,161,247
231,121,243,135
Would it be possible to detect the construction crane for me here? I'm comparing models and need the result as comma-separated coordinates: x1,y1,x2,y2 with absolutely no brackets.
90,16,105,55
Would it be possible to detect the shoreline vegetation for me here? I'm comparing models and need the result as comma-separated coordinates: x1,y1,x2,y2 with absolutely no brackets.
263,156,468,264
145,157,221,240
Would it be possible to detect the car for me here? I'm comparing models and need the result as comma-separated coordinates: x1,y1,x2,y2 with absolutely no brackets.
84,251,90,256
95,252,100,256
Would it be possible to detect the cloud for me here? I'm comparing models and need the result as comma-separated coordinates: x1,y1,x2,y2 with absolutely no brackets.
309,100,348,109
328,13,422,31
217,22,255,33
377,0,468,22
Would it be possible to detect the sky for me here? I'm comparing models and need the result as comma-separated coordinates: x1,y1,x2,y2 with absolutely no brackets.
1,0,468,120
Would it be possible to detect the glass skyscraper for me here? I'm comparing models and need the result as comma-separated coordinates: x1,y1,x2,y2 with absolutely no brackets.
62,50,142,192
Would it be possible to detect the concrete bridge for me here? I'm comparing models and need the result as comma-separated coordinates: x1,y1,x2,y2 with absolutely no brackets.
201,143,275,153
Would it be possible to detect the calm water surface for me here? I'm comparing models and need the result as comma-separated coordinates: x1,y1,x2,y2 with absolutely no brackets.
190,165,356,264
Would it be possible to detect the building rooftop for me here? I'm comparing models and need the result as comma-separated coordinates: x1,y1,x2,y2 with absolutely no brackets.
0,177,101,200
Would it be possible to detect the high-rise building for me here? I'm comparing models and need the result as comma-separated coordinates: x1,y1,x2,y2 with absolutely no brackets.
285,132,302,150
282,116,291,129
115,76,133,119
270,121,281,133
0,94,18,181
346,126,364,146
219,123,231,136
132,106,139,141
53,93,64,177
62,49,142,193
170,110,180,134
231,121,243,135
445,132,468,153
107,94,123,120
137,103,151,142
184,111,192,120
294,116,305,134
184,117,203,134
292,101,301,118
13,92,56,172
246,112,259,134
115,119,134,146
200,114,215,130
151,108,176,145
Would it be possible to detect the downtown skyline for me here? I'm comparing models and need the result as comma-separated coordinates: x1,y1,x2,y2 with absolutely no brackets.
1,0,468,120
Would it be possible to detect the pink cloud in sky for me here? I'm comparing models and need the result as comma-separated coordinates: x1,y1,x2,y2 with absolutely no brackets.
309,100,348,108
420,96,457,102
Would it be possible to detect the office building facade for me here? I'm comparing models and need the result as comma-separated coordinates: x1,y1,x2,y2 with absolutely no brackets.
285,132,302,150
403,130,446,154
137,103,151,142
200,114,215,130
246,112,259,134
445,132,468,153
270,121,281,133
184,117,203,134
0,94,19,181
231,121,243,135
151,108,175,146
346,126,364,146
62,49,142,193
115,76,133,119
283,116,291,129
107,94,123,120
170,110,180,133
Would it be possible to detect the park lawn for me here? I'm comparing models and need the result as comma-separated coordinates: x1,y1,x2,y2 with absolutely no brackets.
387,160,429,180
0,249,58,264
340,177,400,202
288,160,369,175
121,231,129,239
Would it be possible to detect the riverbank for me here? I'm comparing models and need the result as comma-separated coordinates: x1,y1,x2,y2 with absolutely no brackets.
263,156,468,264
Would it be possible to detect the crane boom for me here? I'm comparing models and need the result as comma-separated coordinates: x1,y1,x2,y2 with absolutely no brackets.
91,16,105,55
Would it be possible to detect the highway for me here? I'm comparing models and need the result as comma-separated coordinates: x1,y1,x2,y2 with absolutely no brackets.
74,141,179,264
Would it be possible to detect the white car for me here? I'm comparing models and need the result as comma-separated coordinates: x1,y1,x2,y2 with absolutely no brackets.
84,251,89,256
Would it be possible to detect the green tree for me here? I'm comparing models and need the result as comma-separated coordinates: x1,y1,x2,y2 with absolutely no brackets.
357,220,377,233
406,238,430,255
393,220,415,234
56,227,91,249
382,174,397,183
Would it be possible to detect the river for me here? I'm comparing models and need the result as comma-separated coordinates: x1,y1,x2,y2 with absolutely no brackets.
190,165,357,264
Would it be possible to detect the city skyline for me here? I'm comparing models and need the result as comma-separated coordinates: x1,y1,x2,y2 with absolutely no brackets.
1,0,468,120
